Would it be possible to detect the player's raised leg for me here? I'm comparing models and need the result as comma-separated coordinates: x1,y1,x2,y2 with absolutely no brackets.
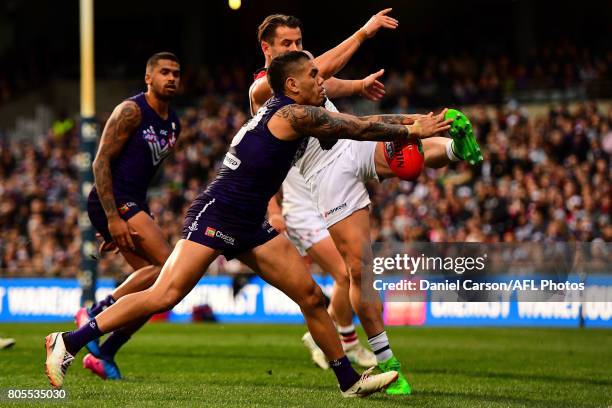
307,237,376,368
328,208,412,395
238,234,397,397
46,239,219,389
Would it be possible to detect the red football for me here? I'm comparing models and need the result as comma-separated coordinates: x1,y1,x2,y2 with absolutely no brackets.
383,140,424,181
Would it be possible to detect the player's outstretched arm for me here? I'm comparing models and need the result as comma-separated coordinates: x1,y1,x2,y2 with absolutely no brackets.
325,69,386,101
272,104,451,142
92,100,141,251
313,8,398,79
361,109,449,125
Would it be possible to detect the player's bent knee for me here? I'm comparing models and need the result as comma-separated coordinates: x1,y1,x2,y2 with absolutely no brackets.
345,256,365,281
148,248,172,267
298,284,327,312
151,287,183,313
334,269,350,288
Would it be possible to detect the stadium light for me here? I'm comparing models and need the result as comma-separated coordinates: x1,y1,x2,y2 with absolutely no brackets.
228,0,241,10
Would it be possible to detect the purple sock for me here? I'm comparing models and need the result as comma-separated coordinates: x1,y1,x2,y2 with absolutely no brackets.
329,356,361,392
99,331,131,360
63,318,103,355
90,294,116,316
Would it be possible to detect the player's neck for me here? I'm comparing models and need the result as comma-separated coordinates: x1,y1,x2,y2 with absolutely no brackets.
144,91,169,120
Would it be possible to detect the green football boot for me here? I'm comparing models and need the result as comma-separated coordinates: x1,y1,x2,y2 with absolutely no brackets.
444,108,483,165
378,356,412,395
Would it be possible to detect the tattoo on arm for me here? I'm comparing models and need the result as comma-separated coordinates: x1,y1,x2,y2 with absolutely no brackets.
359,114,416,125
92,101,141,219
275,105,410,142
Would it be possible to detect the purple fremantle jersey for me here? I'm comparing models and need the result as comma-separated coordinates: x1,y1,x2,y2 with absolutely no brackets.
203,94,307,225
91,92,181,203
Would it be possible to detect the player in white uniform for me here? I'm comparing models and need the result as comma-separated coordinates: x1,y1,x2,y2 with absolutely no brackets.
250,11,481,396
251,13,396,369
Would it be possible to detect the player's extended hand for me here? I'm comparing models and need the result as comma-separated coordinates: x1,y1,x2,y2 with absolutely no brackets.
433,108,449,123
361,8,399,38
406,113,453,139
108,216,139,252
360,69,386,101
268,214,287,233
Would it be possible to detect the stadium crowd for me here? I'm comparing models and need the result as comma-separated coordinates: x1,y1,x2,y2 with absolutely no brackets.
0,59,610,277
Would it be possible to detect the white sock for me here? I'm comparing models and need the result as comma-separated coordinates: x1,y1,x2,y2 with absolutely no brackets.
337,324,359,350
446,139,460,162
367,331,393,363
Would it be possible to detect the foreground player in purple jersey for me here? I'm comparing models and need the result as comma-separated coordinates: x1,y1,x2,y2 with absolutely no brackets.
252,12,391,371
45,51,451,397
77,52,181,379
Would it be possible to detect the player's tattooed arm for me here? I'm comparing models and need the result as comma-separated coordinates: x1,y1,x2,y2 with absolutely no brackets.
277,104,409,142
92,101,141,220
276,105,452,142
362,109,449,125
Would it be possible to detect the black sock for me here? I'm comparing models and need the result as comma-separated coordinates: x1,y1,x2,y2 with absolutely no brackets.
63,318,103,355
329,356,361,392
99,331,131,360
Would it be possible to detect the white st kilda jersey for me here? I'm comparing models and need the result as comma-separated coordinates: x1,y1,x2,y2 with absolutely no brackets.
296,98,350,182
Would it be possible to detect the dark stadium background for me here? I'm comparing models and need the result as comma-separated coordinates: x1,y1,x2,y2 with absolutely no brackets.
0,0,610,118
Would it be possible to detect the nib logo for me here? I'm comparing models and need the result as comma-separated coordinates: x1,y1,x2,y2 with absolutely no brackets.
205,227,216,237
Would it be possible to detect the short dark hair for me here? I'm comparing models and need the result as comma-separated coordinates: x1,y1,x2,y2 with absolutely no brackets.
146,52,179,71
257,14,303,44
267,51,310,95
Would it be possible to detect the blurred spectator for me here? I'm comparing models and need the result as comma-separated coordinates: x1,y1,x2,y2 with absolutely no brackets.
0,70,610,278
369,101,611,245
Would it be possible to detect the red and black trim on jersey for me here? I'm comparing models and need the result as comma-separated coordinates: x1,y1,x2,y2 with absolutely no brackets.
253,67,267,81
249,67,269,115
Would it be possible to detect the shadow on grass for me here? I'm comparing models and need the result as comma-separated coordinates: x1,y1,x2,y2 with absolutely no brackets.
414,389,581,408
415,367,612,387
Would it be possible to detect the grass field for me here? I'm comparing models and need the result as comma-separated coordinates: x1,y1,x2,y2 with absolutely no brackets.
0,323,610,407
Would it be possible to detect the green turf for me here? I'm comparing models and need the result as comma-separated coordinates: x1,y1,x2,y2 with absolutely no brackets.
0,323,610,407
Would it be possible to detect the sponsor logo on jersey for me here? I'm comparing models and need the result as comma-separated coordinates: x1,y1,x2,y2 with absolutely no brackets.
118,201,137,215
223,152,241,170
323,203,347,218
205,227,216,237
215,230,236,245
205,227,236,245
188,220,199,232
